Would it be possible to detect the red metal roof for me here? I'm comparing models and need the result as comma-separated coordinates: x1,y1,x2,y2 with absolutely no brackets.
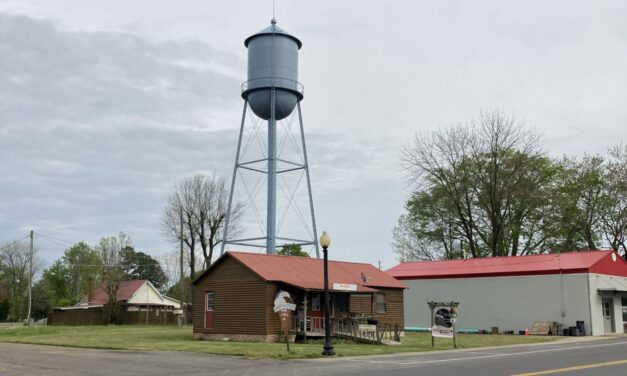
387,250,627,280
89,280,146,305
217,252,405,292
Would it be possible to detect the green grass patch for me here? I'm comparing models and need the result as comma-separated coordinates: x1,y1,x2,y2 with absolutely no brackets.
0,325,558,359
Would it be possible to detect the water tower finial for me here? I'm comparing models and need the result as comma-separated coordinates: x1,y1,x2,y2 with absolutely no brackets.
271,0,276,24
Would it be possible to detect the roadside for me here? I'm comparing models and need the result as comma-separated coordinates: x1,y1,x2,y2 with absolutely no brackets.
332,333,615,361
0,325,558,359
1,336,625,376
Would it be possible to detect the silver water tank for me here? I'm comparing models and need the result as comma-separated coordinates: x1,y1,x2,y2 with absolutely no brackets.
242,22,303,120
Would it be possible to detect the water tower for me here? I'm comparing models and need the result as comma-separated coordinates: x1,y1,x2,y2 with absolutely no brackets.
220,19,320,258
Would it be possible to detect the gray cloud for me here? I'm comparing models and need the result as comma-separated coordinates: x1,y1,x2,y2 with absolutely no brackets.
0,13,396,267
0,14,245,259
2,1,626,269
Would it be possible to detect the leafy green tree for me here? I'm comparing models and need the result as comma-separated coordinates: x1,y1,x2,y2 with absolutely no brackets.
550,155,605,252
0,242,39,321
96,232,131,323
62,242,101,303
277,244,310,257
166,277,192,308
393,189,462,261
120,246,168,290
598,144,627,257
31,279,51,320
0,281,9,321
41,260,73,307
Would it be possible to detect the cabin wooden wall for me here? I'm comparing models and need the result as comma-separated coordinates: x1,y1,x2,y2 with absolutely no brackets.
347,289,404,327
372,288,404,327
349,294,373,316
192,256,268,335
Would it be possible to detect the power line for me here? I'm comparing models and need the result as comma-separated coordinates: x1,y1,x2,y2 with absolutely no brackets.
0,235,30,251
36,232,75,245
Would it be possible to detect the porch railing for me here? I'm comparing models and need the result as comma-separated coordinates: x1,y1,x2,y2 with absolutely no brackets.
333,317,401,344
293,316,325,333
292,315,401,344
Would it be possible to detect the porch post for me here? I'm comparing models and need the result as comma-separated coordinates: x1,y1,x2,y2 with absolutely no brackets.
304,291,308,340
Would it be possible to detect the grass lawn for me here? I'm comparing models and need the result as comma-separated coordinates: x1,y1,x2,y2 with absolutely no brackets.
0,325,559,359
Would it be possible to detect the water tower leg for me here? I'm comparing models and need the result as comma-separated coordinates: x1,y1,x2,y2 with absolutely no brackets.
266,88,277,254
221,100,248,256
297,102,320,259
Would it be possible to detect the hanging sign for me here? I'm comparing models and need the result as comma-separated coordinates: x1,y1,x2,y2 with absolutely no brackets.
428,301,459,347
432,307,454,338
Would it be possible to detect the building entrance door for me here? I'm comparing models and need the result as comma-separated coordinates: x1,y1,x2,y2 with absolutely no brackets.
602,298,615,334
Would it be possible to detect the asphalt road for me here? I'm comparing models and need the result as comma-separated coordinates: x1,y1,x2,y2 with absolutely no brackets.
1,337,626,376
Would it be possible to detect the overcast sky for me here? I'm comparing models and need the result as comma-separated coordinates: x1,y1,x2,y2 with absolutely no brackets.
1,0,626,270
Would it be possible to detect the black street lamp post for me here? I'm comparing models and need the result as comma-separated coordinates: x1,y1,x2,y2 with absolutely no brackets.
320,231,336,356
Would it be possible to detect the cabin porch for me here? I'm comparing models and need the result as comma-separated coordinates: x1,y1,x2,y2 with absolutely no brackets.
281,287,402,344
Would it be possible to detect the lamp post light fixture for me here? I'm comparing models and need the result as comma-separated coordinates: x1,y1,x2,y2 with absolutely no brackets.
319,231,336,356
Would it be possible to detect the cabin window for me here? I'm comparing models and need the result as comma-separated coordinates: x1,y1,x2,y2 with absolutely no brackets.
206,293,215,311
312,293,320,311
376,293,386,314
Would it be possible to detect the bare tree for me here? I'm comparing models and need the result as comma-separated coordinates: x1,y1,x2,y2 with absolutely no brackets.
162,175,201,278
162,174,242,276
399,110,546,258
401,123,482,257
197,176,243,269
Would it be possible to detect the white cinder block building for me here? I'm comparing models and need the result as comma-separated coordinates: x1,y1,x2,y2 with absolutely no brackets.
388,251,627,336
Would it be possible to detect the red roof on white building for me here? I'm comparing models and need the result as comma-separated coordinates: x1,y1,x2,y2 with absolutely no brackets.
89,280,147,305
387,250,627,280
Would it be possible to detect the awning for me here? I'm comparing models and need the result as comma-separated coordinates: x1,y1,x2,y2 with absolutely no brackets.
597,288,627,295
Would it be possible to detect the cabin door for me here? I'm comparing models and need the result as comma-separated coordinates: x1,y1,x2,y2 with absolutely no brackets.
205,292,214,329
602,298,615,334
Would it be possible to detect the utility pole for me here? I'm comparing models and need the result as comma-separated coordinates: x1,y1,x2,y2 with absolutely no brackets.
179,206,186,325
26,230,33,325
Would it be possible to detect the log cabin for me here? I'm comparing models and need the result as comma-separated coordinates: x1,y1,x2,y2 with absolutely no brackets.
192,252,405,342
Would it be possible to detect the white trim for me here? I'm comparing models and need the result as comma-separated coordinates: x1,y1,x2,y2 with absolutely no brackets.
205,292,215,330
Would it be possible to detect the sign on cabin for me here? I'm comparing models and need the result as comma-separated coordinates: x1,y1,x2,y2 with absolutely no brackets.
332,283,358,291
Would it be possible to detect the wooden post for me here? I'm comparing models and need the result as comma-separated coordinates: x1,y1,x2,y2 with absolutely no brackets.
179,206,186,325
303,291,308,340
26,230,33,325
286,311,291,352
